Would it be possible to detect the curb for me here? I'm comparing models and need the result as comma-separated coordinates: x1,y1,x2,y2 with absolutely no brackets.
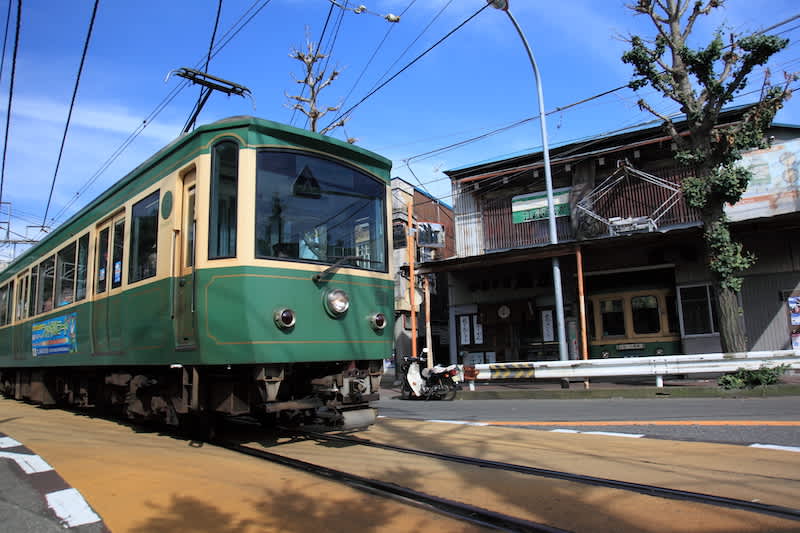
0,433,108,531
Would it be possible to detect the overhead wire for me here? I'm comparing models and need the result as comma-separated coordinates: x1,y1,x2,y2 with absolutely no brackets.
0,0,12,87
41,0,100,228
0,0,20,210
289,0,334,126
302,0,347,129
320,1,492,133
49,0,275,226
337,0,417,115
183,0,224,133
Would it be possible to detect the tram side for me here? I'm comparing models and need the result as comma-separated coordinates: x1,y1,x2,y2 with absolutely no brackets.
0,117,394,429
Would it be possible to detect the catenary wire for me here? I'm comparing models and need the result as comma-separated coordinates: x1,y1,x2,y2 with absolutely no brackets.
0,0,21,210
337,0,417,115
303,0,347,129
320,1,491,133
41,0,100,228
289,0,334,126
183,0,224,133
0,0,12,88
49,0,275,227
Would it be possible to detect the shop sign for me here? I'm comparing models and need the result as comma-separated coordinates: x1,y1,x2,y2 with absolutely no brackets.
511,187,571,224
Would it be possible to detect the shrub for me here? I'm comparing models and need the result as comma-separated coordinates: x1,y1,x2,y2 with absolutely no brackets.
717,365,790,390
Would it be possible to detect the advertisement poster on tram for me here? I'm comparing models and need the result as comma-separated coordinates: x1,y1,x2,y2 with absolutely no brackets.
32,313,77,357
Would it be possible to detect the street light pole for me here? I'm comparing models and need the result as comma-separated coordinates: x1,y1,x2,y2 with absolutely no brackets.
488,0,568,362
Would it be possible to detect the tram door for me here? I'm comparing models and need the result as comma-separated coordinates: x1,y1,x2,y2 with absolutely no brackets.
175,171,197,348
93,213,126,354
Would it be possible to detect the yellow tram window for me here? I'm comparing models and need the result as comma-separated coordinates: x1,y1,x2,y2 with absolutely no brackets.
56,242,76,308
15,274,27,320
600,299,625,337
632,295,660,334
96,227,109,293
75,234,89,301
4,280,13,324
111,219,125,289
129,191,160,283
209,141,238,259
0,284,9,325
37,256,56,314
28,265,38,316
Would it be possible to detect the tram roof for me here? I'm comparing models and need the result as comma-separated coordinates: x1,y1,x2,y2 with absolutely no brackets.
1,116,392,278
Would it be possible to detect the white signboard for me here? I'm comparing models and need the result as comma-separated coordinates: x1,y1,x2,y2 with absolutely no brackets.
472,315,483,344
541,309,554,342
459,315,471,345
512,187,571,224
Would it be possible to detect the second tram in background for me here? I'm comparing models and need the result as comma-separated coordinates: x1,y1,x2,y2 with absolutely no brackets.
0,116,393,430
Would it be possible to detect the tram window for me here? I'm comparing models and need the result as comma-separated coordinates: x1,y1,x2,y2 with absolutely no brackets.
29,266,38,316
75,234,89,301
37,256,56,314
0,284,9,325
632,295,660,334
96,227,109,293
111,219,125,288
129,191,160,283
15,274,27,320
209,141,238,259
254,150,387,272
600,299,625,337
56,242,76,307
4,281,12,325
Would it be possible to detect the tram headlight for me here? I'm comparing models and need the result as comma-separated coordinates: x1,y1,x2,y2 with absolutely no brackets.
370,312,387,330
655,348,665,356
324,288,350,317
274,308,296,329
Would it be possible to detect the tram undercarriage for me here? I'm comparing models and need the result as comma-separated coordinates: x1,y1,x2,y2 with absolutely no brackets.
0,360,383,431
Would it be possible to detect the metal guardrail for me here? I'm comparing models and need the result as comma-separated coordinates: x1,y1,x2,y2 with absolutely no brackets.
467,350,800,388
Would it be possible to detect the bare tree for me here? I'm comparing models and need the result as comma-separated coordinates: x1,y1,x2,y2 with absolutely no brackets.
286,30,350,137
622,0,793,352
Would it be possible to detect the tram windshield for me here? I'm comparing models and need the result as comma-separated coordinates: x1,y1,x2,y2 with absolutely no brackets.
255,150,387,272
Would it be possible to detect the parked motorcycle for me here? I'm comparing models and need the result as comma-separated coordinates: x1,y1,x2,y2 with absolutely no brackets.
400,352,461,400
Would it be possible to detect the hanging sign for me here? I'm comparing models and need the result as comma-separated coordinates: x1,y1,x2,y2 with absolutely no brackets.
512,187,571,223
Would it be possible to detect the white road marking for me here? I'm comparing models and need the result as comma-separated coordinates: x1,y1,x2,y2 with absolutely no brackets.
427,419,490,426
0,451,54,473
45,488,101,527
749,444,800,453
550,429,580,433
0,437,21,448
582,431,645,438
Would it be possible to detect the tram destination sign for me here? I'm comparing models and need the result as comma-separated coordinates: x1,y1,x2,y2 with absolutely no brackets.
512,187,571,224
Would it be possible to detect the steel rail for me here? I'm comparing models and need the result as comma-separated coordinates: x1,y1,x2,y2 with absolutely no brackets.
303,431,800,523
219,440,568,533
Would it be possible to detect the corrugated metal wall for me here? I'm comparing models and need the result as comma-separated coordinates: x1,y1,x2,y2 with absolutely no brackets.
454,182,485,257
482,198,573,250
741,272,800,350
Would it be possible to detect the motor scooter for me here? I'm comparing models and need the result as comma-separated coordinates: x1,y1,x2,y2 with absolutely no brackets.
400,350,461,400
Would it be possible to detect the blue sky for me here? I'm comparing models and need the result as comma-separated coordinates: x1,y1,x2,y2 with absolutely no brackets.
1,0,798,259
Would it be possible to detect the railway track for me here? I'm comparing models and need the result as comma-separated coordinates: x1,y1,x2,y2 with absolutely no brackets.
301,430,800,523
219,439,566,533
213,424,800,532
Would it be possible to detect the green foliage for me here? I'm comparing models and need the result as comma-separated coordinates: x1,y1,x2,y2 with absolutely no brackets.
717,365,790,389
705,218,755,291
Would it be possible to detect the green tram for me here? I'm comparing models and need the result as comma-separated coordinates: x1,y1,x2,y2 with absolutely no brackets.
0,116,393,430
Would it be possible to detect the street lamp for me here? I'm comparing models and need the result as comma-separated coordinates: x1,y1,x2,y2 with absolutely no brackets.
487,0,568,362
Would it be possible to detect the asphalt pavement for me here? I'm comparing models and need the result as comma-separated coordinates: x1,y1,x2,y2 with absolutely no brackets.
0,432,107,533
